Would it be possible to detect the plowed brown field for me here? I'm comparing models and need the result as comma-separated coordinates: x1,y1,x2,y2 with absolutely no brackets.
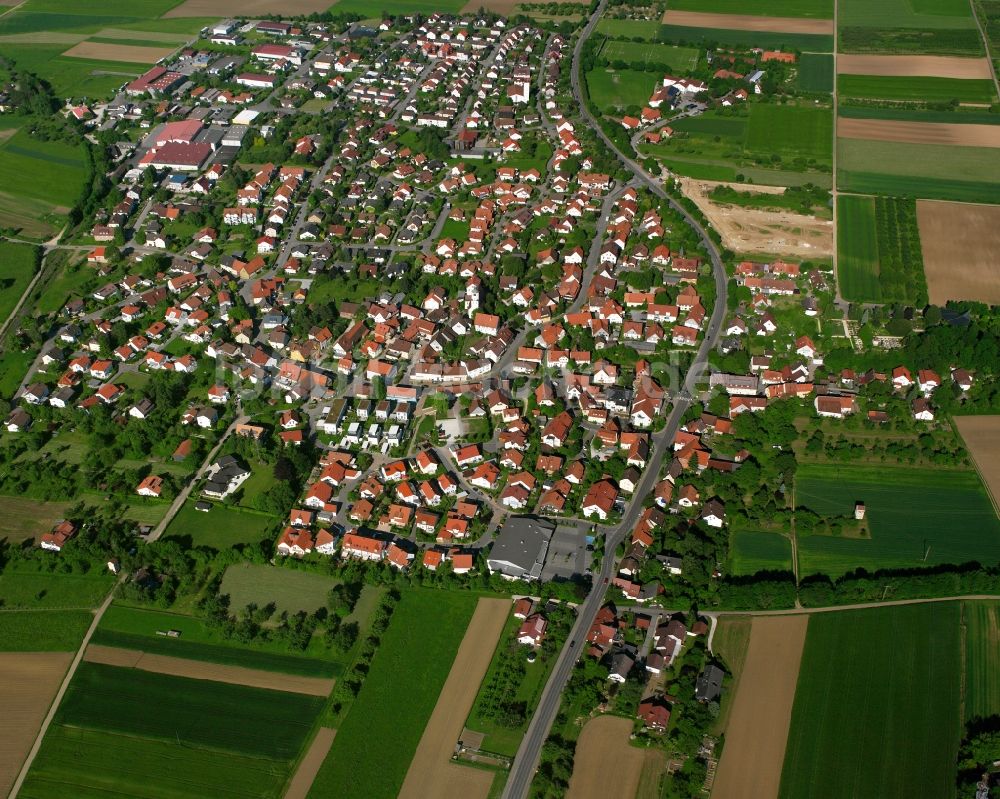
837,54,993,78
567,715,647,799
954,416,1000,511
838,117,1000,147
916,200,1000,306
661,10,833,34
62,42,177,63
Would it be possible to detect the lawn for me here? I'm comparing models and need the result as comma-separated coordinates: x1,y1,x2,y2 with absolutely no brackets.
780,603,962,799
56,662,322,758
0,564,115,609
220,562,342,616
0,129,86,207
795,463,1000,577
0,241,38,323
0,609,92,651
163,501,275,550
836,194,880,302
962,600,1000,722
600,39,700,70
659,24,834,52
666,0,833,17
20,726,291,799
796,53,834,92
96,603,350,676
837,74,997,103
585,67,661,112
838,138,1000,204
307,589,478,799
729,530,794,575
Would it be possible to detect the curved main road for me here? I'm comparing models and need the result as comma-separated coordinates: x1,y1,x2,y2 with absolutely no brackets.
500,3,729,797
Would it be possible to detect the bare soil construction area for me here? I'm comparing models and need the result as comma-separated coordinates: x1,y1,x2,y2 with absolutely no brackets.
678,178,833,258
285,728,336,799
954,416,1000,510
838,117,1000,147
661,10,833,34
0,652,73,798
567,715,649,799
164,0,332,16
836,54,993,79
83,644,334,696
711,615,808,799
398,597,511,799
916,200,1000,306
62,42,177,63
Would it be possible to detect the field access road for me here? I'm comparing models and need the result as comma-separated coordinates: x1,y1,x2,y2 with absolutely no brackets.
500,2,729,797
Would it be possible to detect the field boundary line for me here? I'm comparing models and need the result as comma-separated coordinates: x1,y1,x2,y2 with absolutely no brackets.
968,0,1000,100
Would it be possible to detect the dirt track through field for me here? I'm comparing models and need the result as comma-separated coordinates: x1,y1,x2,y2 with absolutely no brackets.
954,417,1000,511
837,54,993,79
284,728,336,799
0,652,73,798
661,10,833,34
83,644,334,696
398,598,510,799
679,177,833,258
838,117,1000,147
62,41,178,63
164,0,332,16
711,615,808,799
916,200,1000,306
567,715,648,799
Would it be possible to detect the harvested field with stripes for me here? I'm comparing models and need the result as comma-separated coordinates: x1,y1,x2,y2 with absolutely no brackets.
836,53,993,78
660,9,833,34
916,200,1000,305
838,117,1000,147
61,41,176,62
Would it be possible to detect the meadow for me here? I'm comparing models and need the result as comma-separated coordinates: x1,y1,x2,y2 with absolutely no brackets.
838,138,1000,203
96,603,345,675
963,600,1000,722
586,67,661,111
780,603,962,799
729,529,794,575
795,463,1000,577
837,74,997,103
220,562,343,615
838,0,977,29
838,26,983,55
56,662,322,758
330,0,467,15
745,104,833,164
307,589,477,799
163,500,274,550
838,103,1000,125
659,24,834,51
0,609,92,651
796,52,833,92
0,130,86,209
595,18,662,40
836,194,880,302
600,39,700,70
0,564,115,609
0,242,37,325
665,0,833,17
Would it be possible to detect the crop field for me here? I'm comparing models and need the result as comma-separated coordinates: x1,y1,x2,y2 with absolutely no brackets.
779,603,962,799
836,194,880,302
586,67,661,111
329,0,467,16
56,662,322,758
0,610,92,651
566,716,650,799
838,104,1000,125
837,74,997,103
0,565,114,609
659,24,834,51
94,604,342,676
308,589,477,799
0,130,85,213
713,616,808,799
963,601,1000,721
664,0,833,18
595,19,662,39
661,10,833,34
839,26,984,55
838,138,1000,203
871,195,926,304
917,202,1000,305
745,105,833,164
0,242,37,324
956,416,1000,506
839,0,976,29
795,463,1000,577
796,52,834,92
163,501,274,549
0,651,73,798
730,529,794,574
1,43,141,97
599,39,699,70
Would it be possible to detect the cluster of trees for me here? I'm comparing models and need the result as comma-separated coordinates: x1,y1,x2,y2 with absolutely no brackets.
476,642,529,729
329,589,400,714
873,197,927,306
804,428,969,467
710,183,830,216
957,716,1000,794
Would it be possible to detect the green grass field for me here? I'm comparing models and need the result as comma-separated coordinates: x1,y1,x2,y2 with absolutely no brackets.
596,18,663,40
963,601,1000,722
666,0,833,17
838,0,977,28
96,603,350,675
0,241,37,324
56,662,322,758
730,530,794,574
586,67,661,111
837,74,997,103
838,26,984,55
0,129,86,211
838,104,1000,125
837,194,881,302
329,0,466,15
163,501,275,550
0,42,141,98
838,138,1000,203
780,603,962,799
600,39,700,70
220,563,342,616
308,589,477,799
797,52,834,92
659,24,834,52
795,463,1000,577
746,105,833,164
0,609,92,650
0,565,115,609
